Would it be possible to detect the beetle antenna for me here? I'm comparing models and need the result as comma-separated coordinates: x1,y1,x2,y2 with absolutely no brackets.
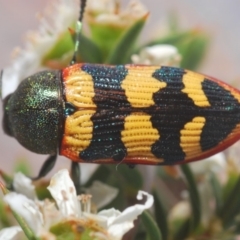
71,0,87,65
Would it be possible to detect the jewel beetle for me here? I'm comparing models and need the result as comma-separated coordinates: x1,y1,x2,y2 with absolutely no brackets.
2,0,240,179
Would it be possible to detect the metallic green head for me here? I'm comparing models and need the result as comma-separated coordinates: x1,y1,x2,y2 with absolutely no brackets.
2,70,63,154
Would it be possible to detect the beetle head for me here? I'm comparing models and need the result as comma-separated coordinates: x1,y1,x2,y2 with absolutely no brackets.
2,70,63,155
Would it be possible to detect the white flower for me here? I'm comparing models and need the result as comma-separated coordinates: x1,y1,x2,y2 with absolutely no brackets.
83,190,153,239
2,0,79,99
47,169,82,218
3,169,153,239
86,0,148,27
85,180,119,209
189,152,226,176
4,193,44,235
13,172,36,200
0,226,23,240
168,200,191,222
131,44,181,66
86,0,117,14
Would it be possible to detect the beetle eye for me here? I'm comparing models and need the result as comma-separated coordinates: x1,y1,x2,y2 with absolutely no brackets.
2,94,13,137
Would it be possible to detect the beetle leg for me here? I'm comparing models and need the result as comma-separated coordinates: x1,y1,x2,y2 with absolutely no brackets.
128,164,136,169
71,162,81,194
31,155,57,181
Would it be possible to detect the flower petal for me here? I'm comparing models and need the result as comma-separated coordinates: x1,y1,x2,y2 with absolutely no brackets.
190,152,226,176
86,0,117,14
2,0,79,99
111,190,153,225
0,226,23,240
47,169,81,217
3,192,43,234
104,191,153,239
131,44,181,66
81,191,153,239
86,208,121,229
86,0,147,27
85,181,118,209
13,172,36,200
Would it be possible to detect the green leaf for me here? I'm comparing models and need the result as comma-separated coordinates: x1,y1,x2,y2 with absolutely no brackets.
179,34,208,70
90,24,125,59
181,165,201,231
153,190,168,240
219,176,240,228
167,11,180,33
14,158,31,176
139,31,194,49
233,218,240,234
84,165,143,210
172,218,190,240
42,30,74,64
0,170,13,188
106,15,148,64
0,199,10,227
111,165,143,190
141,211,162,240
77,34,103,63
210,172,223,215
35,183,52,200
11,209,38,240
135,30,208,70
134,231,147,240
102,184,126,211
103,165,143,209
222,172,239,202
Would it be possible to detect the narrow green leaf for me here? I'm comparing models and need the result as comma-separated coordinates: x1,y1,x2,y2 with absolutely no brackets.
77,34,103,63
210,172,223,215
167,11,180,33
135,30,208,70
42,30,74,64
141,211,162,240
136,30,194,53
181,165,201,231
233,219,240,234
106,15,148,64
222,172,239,202
0,199,10,227
0,170,13,187
133,227,147,240
180,34,208,70
35,183,52,200
90,24,125,59
153,190,168,240
12,210,38,240
110,165,143,190
103,165,143,209
172,218,190,240
101,185,125,211
219,176,240,228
